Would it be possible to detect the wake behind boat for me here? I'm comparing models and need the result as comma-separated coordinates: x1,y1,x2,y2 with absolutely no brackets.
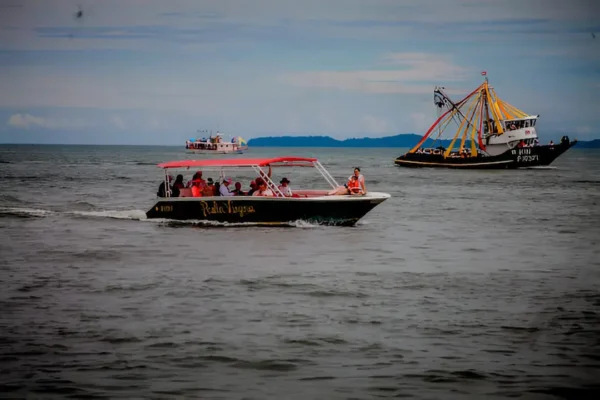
394,73,577,169
146,157,390,226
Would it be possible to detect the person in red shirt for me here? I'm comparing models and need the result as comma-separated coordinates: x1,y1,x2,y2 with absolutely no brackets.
190,178,203,197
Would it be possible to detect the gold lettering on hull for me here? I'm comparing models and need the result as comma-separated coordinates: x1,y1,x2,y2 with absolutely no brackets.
200,201,256,218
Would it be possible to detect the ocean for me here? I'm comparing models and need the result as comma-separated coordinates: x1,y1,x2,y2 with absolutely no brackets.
1,144,599,399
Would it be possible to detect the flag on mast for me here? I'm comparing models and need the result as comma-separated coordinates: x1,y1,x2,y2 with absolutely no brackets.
481,71,487,76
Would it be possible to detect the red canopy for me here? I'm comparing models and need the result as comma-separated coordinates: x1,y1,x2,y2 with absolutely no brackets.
157,156,318,169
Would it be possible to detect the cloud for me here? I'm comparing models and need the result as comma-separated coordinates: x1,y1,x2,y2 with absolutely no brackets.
360,115,389,133
110,114,127,129
411,113,431,133
1,0,595,52
7,113,89,130
281,53,469,94
575,126,592,134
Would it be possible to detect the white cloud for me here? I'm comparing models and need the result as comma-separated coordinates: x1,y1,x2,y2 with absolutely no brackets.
411,112,430,133
0,0,595,51
360,115,389,133
281,53,469,94
147,117,162,130
7,113,89,130
110,115,127,130
575,126,592,134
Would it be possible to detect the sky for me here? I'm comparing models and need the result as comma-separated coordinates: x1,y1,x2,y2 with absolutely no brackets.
0,0,599,145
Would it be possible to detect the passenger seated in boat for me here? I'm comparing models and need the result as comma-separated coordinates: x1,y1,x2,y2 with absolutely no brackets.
202,178,215,197
173,174,185,190
352,167,366,194
247,180,257,196
187,171,205,188
232,182,246,196
170,175,183,198
328,168,366,196
219,177,235,196
347,175,365,195
252,178,274,197
278,177,292,197
157,175,173,197
190,178,203,197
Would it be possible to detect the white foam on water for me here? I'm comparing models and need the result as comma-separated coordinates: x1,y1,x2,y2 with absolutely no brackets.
68,209,148,221
0,207,348,228
0,207,57,217
518,166,557,170
289,219,321,229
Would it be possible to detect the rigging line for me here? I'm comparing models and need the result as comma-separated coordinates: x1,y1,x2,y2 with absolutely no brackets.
434,85,483,135
436,107,462,140
409,84,483,154
459,94,482,152
445,95,479,158
469,95,484,155
477,90,486,151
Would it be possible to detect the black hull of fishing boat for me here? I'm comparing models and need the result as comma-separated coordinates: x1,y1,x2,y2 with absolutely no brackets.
394,140,577,169
146,196,387,226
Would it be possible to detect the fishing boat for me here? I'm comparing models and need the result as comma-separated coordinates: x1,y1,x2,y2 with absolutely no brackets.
185,130,249,154
146,156,391,226
394,73,577,169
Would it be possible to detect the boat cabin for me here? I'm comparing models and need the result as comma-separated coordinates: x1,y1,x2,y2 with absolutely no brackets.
502,115,539,131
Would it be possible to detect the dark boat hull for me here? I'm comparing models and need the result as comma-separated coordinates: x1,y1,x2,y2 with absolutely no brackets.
145,195,389,226
394,140,577,169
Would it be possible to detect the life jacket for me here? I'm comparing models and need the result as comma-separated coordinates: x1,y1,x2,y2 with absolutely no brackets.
347,178,361,193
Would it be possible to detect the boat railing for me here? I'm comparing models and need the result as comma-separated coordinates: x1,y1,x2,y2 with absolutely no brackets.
314,161,339,188
251,165,285,197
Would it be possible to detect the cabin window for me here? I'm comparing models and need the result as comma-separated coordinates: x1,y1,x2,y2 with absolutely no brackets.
531,119,536,127
524,120,530,128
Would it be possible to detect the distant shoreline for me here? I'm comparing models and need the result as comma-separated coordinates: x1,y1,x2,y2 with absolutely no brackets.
1,134,599,148
247,134,600,149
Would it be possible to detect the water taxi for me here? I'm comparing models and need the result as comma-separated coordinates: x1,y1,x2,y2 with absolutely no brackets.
146,157,390,226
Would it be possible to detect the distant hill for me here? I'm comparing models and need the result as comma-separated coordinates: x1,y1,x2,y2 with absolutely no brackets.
249,134,439,148
248,134,600,148
574,139,600,148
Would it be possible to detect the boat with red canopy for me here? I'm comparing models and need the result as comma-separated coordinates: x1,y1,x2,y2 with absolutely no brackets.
146,156,390,226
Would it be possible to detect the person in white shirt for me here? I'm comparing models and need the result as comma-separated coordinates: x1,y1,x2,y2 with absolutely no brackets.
328,167,367,195
252,178,274,197
219,177,235,196
278,177,292,197
349,167,366,194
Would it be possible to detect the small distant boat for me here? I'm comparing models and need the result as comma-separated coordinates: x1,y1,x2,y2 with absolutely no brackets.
186,130,249,154
394,73,577,169
146,156,390,226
